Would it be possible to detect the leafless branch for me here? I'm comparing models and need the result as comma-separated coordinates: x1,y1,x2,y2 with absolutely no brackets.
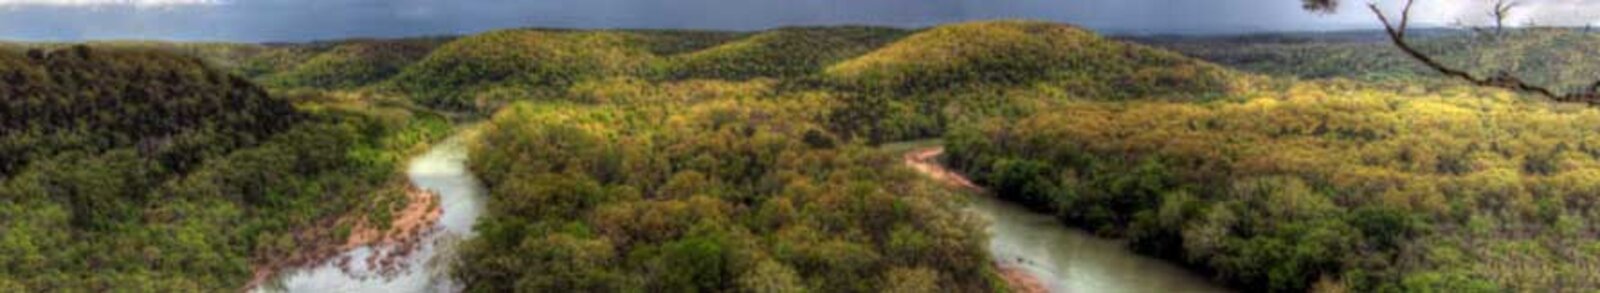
1368,0,1600,104
1491,0,1519,34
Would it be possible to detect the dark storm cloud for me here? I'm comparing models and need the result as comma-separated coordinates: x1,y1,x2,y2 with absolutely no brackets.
0,0,1566,42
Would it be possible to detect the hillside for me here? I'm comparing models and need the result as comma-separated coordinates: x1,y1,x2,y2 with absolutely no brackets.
386,29,664,111
16,20,1590,292
0,41,271,70
444,20,1253,292
1148,29,1600,91
812,21,1246,143
946,81,1600,292
0,45,297,174
665,26,906,80
827,21,1235,100
0,46,449,291
234,45,329,79
257,39,445,90
622,29,744,56
459,87,1003,293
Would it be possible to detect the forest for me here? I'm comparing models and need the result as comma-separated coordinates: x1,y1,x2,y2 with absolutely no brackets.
0,46,450,290
946,83,1600,292
2,15,1599,292
1139,28,1600,91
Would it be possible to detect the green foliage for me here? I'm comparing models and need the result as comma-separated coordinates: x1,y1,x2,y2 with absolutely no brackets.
0,41,273,71
655,234,732,292
0,45,298,175
622,30,744,56
21,20,1598,293
457,82,1000,291
259,39,444,90
386,29,662,111
666,27,906,80
947,82,1600,291
828,20,1235,100
0,47,449,290
234,45,327,78
810,21,1247,143
1150,29,1600,91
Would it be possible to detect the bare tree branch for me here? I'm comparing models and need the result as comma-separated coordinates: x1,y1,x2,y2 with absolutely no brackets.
1491,0,1519,35
1399,0,1416,37
1367,0,1600,104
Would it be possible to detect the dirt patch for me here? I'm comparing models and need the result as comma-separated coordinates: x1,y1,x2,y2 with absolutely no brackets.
904,147,984,192
341,184,444,275
243,184,443,291
998,263,1051,293
904,147,1052,293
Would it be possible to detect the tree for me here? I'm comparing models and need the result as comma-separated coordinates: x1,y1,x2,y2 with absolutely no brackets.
1488,0,1519,35
1450,0,1520,36
657,235,732,292
737,260,807,293
1303,0,1600,104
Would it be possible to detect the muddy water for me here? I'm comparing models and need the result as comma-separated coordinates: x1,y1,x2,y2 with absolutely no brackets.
258,135,487,293
259,140,1222,292
908,147,1230,293
969,193,1230,293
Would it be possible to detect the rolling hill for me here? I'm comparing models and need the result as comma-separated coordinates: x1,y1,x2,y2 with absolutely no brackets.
386,29,664,111
827,20,1235,100
0,46,448,291
665,26,906,80
257,39,446,90
1148,29,1600,91
9,20,1598,292
0,45,297,174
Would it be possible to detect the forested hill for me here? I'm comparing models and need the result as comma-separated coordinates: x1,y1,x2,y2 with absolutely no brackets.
9,20,1597,292
22,22,1238,117
0,46,448,291
0,21,1241,291
1141,28,1600,90
445,21,1246,292
0,45,298,175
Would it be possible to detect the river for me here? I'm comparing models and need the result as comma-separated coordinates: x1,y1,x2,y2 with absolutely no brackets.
260,139,1223,293
906,147,1231,293
256,135,487,293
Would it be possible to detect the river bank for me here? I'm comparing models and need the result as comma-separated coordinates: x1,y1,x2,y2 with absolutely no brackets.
249,134,487,292
244,184,443,291
904,148,1048,293
903,147,1229,293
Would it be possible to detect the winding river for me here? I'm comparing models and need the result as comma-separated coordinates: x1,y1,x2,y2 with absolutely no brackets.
260,137,1224,293
257,135,487,293
906,147,1230,293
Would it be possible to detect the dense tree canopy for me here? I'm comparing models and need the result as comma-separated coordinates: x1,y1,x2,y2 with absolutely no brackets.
0,47,450,290
0,46,297,175
458,83,1006,292
10,17,1600,292
947,82,1600,291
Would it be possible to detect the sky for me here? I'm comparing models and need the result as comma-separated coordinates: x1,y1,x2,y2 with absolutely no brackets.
1,0,1597,42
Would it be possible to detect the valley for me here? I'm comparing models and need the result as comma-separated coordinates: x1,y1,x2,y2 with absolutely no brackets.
3,18,1599,293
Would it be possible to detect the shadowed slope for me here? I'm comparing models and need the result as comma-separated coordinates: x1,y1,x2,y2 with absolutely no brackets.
387,30,662,111
667,26,906,80
259,39,445,90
